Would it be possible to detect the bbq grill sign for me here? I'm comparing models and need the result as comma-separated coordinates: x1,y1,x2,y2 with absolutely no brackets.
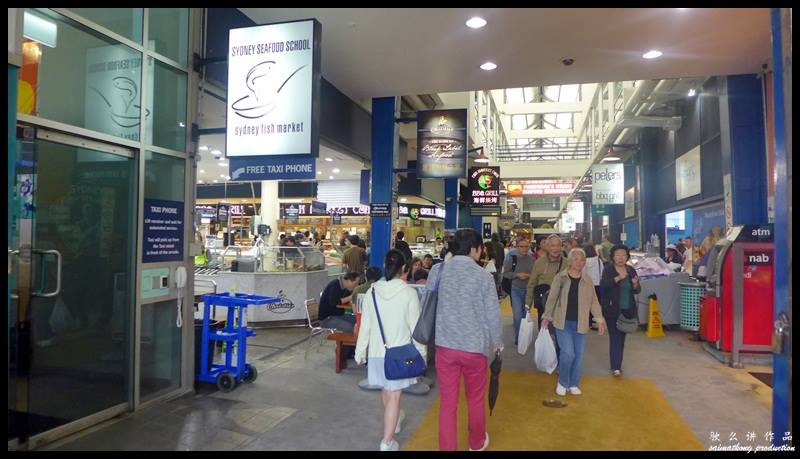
469,167,500,207
417,109,468,178
226,19,321,157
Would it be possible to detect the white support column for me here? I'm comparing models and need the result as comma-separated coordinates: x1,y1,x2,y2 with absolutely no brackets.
260,180,279,244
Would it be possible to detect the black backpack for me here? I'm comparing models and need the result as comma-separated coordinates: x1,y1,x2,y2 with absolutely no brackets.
501,255,518,294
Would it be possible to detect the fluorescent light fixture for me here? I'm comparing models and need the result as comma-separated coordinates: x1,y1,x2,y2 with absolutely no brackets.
677,8,689,11
23,12,58,48
332,168,340,173
687,88,697,97
602,156,621,162
199,145,209,151
218,161,228,166
642,50,662,59
324,157,333,162
213,179,218,183
211,149,222,156
480,62,497,71
466,17,487,29
400,198,407,202
317,171,322,175
197,180,203,184
328,175,334,180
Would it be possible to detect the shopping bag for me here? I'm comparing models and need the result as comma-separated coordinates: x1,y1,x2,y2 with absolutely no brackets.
413,262,446,345
533,327,558,374
517,312,537,355
49,297,79,334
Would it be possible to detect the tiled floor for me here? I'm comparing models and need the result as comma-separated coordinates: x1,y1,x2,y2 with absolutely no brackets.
43,308,772,451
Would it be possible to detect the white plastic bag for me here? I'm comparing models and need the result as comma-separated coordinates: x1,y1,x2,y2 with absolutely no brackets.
49,297,79,334
517,312,538,355
534,326,558,374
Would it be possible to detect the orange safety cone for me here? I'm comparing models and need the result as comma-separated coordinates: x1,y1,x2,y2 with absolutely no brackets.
646,294,665,338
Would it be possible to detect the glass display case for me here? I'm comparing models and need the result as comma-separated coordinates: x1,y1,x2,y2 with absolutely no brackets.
409,242,437,259
257,245,326,273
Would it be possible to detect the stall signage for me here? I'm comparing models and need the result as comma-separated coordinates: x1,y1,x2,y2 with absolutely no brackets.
311,200,327,215
229,204,258,216
370,203,391,218
744,250,773,266
505,179,576,197
279,203,370,217
284,204,301,223
229,155,316,180
592,204,609,216
332,214,342,224
417,109,468,178
398,204,446,220
592,164,624,204
226,19,321,157
196,205,217,219
469,166,500,207
735,224,774,242
217,204,229,221
143,199,184,263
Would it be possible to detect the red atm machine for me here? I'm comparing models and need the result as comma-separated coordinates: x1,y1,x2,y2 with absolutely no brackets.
700,224,774,368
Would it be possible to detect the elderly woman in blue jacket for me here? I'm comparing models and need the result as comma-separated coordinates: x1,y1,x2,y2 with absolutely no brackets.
600,244,641,376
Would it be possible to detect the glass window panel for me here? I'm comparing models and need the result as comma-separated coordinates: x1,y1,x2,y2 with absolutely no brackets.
145,58,187,151
145,151,185,201
147,8,189,65
545,86,560,101
139,299,182,400
21,9,143,141
68,8,143,43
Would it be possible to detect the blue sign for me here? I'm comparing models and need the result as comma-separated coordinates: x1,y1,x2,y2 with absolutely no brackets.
143,199,184,263
692,201,726,272
229,155,316,181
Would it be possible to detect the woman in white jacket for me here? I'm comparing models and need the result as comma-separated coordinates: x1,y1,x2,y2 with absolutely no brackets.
355,249,425,452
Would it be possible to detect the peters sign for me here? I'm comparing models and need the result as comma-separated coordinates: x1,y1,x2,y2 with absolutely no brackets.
591,164,624,205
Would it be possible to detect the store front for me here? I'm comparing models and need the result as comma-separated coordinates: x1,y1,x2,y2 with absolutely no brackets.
396,199,446,258
8,8,198,448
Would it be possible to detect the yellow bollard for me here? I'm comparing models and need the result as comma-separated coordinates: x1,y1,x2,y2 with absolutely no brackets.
646,294,665,338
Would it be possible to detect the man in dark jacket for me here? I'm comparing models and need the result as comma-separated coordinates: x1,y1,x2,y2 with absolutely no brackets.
491,233,505,274
600,244,641,376
395,231,413,263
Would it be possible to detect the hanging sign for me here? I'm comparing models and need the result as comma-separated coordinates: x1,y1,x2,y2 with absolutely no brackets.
143,199,184,263
311,200,327,215
504,179,576,196
469,166,500,207
676,145,701,201
417,109,468,178
331,214,342,225
217,204,230,221
226,19,321,157
398,204,446,221
591,164,624,204
229,155,315,180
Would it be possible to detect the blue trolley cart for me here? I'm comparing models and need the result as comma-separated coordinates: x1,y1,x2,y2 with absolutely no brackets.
198,292,281,392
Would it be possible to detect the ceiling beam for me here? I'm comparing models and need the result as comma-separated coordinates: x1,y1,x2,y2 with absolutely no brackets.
500,101,588,115
507,129,575,139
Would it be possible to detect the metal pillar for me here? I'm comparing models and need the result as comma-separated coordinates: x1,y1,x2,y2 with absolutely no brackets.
444,177,458,232
369,97,397,268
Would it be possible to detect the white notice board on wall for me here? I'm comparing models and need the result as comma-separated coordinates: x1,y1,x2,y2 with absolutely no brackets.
676,145,701,200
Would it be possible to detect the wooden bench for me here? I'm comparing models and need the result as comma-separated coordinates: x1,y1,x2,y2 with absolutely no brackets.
326,332,357,373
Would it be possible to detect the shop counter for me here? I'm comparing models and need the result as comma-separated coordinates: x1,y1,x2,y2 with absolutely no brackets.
634,272,691,325
196,269,329,324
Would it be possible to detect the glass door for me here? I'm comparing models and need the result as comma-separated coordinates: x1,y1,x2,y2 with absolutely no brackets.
8,126,136,443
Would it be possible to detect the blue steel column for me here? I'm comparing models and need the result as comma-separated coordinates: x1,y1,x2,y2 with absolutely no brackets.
369,97,396,268
444,177,458,232
769,7,790,447
471,214,482,235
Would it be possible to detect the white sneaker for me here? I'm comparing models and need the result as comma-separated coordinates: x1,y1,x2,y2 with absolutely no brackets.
555,383,567,396
395,409,405,434
569,386,582,395
379,439,399,451
612,370,621,377
469,432,490,451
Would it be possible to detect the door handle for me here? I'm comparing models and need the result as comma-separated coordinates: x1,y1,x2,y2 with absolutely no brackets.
9,249,20,299
31,249,62,298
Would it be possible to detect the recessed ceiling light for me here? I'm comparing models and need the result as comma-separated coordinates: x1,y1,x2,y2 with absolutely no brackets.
332,168,340,173
324,157,333,162
480,62,497,71
199,169,205,173
213,179,218,183
676,8,689,11
199,145,209,151
317,171,322,175
400,198,407,202
642,50,662,59
211,150,222,156
220,174,227,178
329,175,334,180
465,17,487,29
687,88,696,97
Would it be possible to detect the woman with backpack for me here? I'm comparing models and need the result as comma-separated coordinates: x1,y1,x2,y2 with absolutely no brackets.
355,249,425,451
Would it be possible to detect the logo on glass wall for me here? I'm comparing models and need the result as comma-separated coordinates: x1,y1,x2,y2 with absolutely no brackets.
409,208,420,220
89,76,151,128
231,61,307,120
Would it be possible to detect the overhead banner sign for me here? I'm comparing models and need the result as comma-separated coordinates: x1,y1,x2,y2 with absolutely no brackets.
229,155,315,181
676,145,701,201
591,164,624,205
279,203,370,217
469,166,500,207
417,109,468,178
226,19,321,157
504,179,576,196
398,204,446,221
143,199,184,263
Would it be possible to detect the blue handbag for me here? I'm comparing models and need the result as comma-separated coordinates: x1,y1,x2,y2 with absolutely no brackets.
371,289,427,380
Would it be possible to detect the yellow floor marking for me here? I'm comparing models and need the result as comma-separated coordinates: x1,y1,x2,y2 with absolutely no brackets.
403,370,704,451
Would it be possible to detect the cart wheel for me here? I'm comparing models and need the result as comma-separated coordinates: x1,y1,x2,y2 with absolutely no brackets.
216,372,237,392
243,365,258,383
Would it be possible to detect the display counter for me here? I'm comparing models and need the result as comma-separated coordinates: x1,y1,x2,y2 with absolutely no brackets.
634,272,691,325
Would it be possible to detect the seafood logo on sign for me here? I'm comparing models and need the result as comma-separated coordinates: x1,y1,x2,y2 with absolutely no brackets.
231,61,307,119
267,291,295,314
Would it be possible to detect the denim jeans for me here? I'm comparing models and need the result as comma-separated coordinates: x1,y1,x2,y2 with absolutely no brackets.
554,320,586,388
606,311,626,371
510,285,527,343
320,314,356,334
